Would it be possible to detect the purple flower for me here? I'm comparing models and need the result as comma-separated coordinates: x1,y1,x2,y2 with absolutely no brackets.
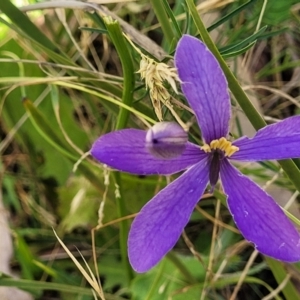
91,35,300,273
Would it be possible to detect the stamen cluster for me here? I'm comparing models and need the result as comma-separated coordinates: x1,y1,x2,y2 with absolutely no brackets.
201,137,239,157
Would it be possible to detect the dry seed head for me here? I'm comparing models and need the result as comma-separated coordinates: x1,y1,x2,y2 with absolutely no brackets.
137,56,180,120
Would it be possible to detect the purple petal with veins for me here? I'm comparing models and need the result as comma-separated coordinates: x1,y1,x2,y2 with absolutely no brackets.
175,35,231,143
91,129,205,175
220,159,300,262
231,116,300,161
128,157,209,272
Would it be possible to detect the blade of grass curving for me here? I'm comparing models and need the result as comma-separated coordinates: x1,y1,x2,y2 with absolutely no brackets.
221,28,287,59
50,85,85,156
53,229,105,299
207,0,259,32
23,98,78,161
0,276,94,296
0,14,123,101
162,0,182,40
186,0,300,195
220,26,267,54
77,248,105,299
256,57,300,78
265,257,300,300
80,27,107,35
256,27,288,40
166,252,197,284
150,0,175,45
52,81,155,125
1,51,26,97
144,259,167,300
23,98,104,193
222,41,257,58
212,276,281,299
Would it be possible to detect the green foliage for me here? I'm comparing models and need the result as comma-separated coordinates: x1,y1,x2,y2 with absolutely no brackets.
0,0,300,299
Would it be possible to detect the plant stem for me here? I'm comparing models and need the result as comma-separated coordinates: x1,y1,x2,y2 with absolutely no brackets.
105,17,135,282
150,0,174,46
167,252,197,284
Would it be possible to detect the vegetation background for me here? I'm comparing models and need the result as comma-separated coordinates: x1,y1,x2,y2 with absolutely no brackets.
1,0,300,299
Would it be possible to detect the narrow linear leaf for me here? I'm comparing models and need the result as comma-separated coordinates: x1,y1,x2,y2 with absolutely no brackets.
220,26,267,54
207,0,259,32
162,0,182,39
222,41,257,58
0,276,93,296
23,98,77,161
53,229,105,299
265,257,300,300
23,98,104,193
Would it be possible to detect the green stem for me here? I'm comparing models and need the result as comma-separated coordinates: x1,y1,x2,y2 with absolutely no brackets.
186,0,300,193
150,0,175,45
265,257,300,299
166,252,197,284
105,18,135,281
105,18,135,130
112,172,133,281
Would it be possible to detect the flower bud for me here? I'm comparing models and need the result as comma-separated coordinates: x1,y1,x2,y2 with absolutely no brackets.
145,122,188,159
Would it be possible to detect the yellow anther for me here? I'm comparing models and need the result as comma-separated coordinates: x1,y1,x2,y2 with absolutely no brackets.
200,144,211,153
218,137,229,150
200,137,239,157
210,139,220,150
225,146,239,157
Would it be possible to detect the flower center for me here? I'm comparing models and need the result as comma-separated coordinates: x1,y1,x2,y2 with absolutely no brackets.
200,137,239,157
201,138,239,192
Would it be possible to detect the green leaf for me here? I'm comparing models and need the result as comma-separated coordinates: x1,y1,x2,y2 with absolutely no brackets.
0,276,93,296
162,0,182,40
0,0,60,52
220,26,267,54
222,41,256,58
23,98,78,161
265,258,300,300
207,0,259,32
131,255,206,300
58,177,101,232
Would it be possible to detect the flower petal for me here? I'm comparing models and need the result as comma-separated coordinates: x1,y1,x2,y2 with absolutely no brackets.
231,116,300,161
220,159,300,262
91,129,205,175
146,122,188,159
128,158,210,272
175,35,230,143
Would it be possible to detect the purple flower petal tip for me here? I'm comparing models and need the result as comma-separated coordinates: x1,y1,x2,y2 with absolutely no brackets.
232,115,300,161
146,122,188,159
175,35,231,143
221,160,300,262
128,159,209,272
